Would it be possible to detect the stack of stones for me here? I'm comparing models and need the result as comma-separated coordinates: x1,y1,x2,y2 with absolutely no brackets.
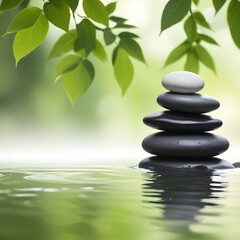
139,71,234,170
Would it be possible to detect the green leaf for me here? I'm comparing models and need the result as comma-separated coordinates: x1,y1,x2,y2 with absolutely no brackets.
13,13,49,65
193,0,199,5
120,38,145,63
195,44,216,73
193,12,212,30
103,29,116,45
73,41,86,55
114,47,134,95
49,0,65,7
66,0,79,13
227,0,240,48
106,2,116,15
82,0,109,26
161,0,191,33
113,23,136,29
112,46,119,65
76,19,96,55
92,40,107,61
118,32,139,39
184,49,199,73
164,41,190,66
213,0,226,14
198,34,219,45
5,7,42,35
43,2,70,32
56,55,81,79
82,59,95,80
49,30,77,59
63,60,94,105
184,15,197,43
0,0,23,11
20,0,31,8
110,16,127,23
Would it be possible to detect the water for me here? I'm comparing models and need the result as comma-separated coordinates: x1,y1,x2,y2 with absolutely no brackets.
0,166,240,240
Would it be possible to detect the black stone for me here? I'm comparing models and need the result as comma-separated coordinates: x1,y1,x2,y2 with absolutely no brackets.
143,111,222,132
233,162,240,168
157,92,220,113
142,132,229,158
139,156,234,170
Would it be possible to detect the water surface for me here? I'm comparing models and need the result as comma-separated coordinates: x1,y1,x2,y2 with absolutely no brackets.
0,166,240,240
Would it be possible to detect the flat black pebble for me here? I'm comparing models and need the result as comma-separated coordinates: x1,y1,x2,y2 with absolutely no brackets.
157,92,220,113
142,132,229,158
139,156,234,170
143,111,222,132
233,162,240,168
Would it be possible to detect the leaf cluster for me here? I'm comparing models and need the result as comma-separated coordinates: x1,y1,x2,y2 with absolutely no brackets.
2,0,240,104
161,0,240,74
1,0,145,105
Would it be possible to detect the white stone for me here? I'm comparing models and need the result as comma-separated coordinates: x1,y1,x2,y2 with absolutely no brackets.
162,71,204,93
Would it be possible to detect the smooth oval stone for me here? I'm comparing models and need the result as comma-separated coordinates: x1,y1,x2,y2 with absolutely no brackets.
233,162,240,168
143,111,222,132
157,92,220,113
162,71,204,93
142,132,229,158
139,156,234,170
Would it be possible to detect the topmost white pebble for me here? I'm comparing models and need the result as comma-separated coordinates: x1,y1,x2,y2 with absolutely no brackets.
162,71,204,94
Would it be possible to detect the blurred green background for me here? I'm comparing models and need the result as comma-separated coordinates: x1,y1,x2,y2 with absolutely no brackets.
0,0,239,164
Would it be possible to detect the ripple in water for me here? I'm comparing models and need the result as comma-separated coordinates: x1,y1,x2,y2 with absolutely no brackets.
0,167,240,240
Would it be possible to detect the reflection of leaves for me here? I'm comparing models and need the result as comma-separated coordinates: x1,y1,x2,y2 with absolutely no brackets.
13,13,49,65
63,60,95,105
161,0,191,33
76,19,96,55
184,49,199,73
114,47,134,95
83,0,109,26
44,2,70,32
227,0,240,48
164,41,190,67
195,45,216,73
49,30,77,59
184,16,197,43
213,0,227,14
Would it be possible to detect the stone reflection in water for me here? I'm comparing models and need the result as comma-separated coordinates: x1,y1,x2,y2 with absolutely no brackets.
142,168,226,231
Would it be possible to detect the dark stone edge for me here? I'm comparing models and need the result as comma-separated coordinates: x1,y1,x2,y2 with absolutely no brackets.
139,157,235,171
